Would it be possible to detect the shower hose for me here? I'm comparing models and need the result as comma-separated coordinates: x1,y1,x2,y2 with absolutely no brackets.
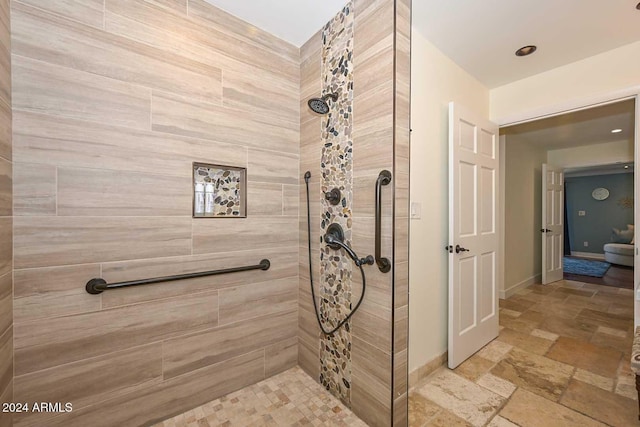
304,171,367,336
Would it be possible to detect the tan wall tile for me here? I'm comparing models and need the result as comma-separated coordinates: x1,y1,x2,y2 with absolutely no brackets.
14,216,192,269
394,348,408,397
352,371,391,426
187,0,299,64
298,330,320,380
163,310,296,378
193,216,297,255
14,291,218,375
12,2,222,102
395,261,409,308
0,217,11,277
393,393,408,427
0,327,11,396
27,350,265,427
352,173,392,217
13,163,56,216
101,247,297,308
18,0,105,29
222,69,299,123
283,184,299,216
14,343,162,416
353,336,391,393
57,167,191,216
106,0,297,81
248,149,299,184
394,305,408,351
13,264,102,322
0,0,9,107
0,99,10,161
149,0,187,15
13,55,152,130
0,380,11,427
11,0,303,424
0,156,10,216
151,92,297,154
218,276,297,325
246,182,283,216
13,111,247,176
0,272,12,334
265,336,298,377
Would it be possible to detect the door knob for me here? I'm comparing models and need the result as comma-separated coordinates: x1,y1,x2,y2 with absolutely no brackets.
540,229,552,233
445,245,453,253
455,244,469,253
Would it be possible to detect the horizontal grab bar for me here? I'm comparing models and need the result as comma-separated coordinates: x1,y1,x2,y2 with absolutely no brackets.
85,259,271,294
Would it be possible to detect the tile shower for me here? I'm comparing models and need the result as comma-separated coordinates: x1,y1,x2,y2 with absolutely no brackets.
2,0,410,426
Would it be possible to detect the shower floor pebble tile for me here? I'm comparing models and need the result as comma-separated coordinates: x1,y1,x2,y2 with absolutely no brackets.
154,367,366,427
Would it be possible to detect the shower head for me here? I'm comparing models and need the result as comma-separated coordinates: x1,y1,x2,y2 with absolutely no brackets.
307,93,339,115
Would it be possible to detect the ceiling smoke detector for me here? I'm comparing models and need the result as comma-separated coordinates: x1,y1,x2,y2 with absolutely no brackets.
515,45,537,57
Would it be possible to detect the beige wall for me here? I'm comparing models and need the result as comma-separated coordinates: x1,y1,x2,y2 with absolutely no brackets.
11,1,299,426
548,140,634,169
409,30,489,374
0,0,10,426
503,139,547,295
491,40,640,122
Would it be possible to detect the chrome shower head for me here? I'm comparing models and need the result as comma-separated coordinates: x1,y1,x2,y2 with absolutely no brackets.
307,93,339,115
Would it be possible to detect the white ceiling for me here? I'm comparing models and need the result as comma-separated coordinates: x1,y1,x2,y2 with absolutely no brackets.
204,1,640,88
413,0,640,88
203,0,348,47
502,99,635,150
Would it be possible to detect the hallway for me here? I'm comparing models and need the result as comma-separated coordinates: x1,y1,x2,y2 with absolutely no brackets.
409,280,637,426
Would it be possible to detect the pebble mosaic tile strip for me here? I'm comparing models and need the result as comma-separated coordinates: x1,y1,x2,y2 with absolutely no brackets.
319,1,355,406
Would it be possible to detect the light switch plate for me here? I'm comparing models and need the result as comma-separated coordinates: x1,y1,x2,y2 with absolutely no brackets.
578,210,586,216
411,202,421,219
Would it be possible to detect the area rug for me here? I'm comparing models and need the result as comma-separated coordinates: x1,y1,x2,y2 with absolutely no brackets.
563,257,611,278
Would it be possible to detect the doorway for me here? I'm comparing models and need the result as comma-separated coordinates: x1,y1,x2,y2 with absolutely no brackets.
500,98,636,296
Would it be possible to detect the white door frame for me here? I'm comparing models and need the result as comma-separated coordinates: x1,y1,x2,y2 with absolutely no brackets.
497,86,640,329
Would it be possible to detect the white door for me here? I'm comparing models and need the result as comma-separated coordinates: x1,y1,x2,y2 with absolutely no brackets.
448,102,500,369
542,164,564,284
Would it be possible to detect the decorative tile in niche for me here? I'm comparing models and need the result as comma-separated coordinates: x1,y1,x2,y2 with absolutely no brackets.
192,162,246,218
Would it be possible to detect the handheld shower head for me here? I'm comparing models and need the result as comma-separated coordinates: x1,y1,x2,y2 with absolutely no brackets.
307,93,339,115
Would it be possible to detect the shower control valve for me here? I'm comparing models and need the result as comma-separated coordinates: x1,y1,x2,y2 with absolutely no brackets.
324,188,342,205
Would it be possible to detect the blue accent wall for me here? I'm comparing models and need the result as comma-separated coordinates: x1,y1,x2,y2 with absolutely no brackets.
565,173,634,254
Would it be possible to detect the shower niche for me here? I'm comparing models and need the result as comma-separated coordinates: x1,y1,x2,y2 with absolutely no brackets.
192,162,247,218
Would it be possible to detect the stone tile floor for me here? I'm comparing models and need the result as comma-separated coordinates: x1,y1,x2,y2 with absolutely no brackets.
410,280,637,427
154,366,367,427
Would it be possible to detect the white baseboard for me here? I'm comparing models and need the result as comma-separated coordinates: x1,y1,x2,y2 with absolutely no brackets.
500,274,541,299
570,251,606,260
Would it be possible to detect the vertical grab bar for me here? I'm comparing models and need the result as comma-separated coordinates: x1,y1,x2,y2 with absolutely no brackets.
375,170,392,273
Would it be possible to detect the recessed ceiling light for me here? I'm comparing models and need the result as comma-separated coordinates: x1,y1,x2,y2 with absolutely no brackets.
611,128,623,133
515,45,537,57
